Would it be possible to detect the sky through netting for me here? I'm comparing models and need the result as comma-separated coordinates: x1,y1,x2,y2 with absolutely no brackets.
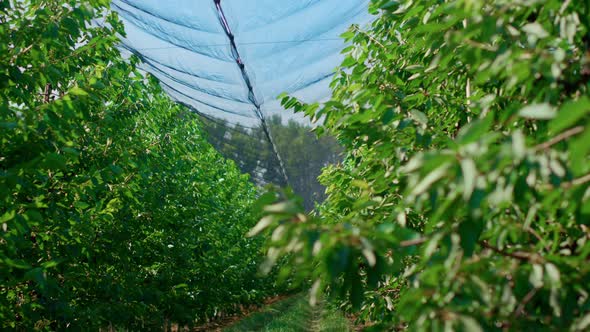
112,0,373,205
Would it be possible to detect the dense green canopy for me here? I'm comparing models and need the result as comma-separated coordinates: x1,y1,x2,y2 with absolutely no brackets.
1,1,281,329
255,0,590,330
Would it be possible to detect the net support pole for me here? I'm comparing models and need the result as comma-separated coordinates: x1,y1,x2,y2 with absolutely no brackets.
213,0,290,186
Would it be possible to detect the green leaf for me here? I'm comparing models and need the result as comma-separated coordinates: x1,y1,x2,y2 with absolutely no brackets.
74,201,90,210
69,86,88,96
0,210,15,223
43,153,67,170
519,103,556,119
264,200,300,214
570,128,590,174
247,216,274,237
252,192,278,214
460,158,477,200
459,220,483,257
340,30,356,40
459,315,484,332
410,163,450,196
4,258,32,269
549,97,590,134
351,179,370,190
522,23,549,39
572,313,590,331
545,263,560,286
530,264,544,288
381,109,395,124
341,56,356,67
410,109,428,126
512,130,526,160
41,260,61,269
456,115,494,145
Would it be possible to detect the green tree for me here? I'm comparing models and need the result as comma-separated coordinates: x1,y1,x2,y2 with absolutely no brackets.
255,0,590,330
1,1,277,329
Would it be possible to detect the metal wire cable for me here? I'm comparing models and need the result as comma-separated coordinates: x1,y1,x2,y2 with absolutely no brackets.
213,0,290,186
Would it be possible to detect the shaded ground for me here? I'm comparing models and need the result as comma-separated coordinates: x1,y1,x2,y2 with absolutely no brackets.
191,295,292,332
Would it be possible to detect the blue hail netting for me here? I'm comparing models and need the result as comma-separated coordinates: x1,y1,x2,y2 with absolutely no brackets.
112,0,373,191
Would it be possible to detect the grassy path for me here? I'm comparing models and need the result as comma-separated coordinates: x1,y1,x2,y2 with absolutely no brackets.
223,294,353,332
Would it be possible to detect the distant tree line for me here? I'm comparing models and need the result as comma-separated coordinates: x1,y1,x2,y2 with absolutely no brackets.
201,115,342,210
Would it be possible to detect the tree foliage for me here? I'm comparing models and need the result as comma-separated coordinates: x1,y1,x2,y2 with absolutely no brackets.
255,0,590,330
1,1,276,329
